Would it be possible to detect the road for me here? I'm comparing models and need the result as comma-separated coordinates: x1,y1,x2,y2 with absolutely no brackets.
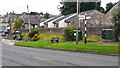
0,24,119,66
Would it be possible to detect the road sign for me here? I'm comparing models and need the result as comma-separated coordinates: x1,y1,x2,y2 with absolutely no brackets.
79,17,91,20
62,0,101,2
79,15,85,18
79,15,91,20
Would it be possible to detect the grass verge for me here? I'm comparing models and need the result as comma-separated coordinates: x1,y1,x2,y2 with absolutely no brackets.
15,41,119,55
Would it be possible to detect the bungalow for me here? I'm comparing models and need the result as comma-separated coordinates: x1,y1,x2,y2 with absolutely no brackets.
43,10,106,30
23,15,42,29
40,15,63,28
39,16,59,28
52,14,75,28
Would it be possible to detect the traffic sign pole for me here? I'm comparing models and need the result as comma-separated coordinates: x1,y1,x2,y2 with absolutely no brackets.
84,13,87,44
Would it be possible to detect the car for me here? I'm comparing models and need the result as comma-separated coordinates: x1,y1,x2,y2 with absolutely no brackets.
2,32,6,36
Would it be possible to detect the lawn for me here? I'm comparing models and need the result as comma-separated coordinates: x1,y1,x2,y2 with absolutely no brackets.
15,41,119,54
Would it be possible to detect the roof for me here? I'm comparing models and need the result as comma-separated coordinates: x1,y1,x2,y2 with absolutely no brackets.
65,10,105,23
65,13,77,23
53,14,72,23
23,15,42,25
52,16,65,24
41,15,61,24
105,2,119,25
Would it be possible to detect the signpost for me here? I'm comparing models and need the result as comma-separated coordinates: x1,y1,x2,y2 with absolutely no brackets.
79,13,91,44
79,15,91,20
63,0,101,44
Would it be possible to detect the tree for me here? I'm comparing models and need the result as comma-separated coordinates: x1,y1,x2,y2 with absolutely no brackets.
112,10,120,41
13,18,24,31
105,2,115,13
59,2,104,15
39,12,44,15
29,12,39,15
44,12,50,19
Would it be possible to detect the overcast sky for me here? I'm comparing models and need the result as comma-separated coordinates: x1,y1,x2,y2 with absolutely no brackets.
0,0,119,15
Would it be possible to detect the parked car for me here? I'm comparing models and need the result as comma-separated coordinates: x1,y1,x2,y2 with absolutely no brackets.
2,31,6,36
13,31,23,40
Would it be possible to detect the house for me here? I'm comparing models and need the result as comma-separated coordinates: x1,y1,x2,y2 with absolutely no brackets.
7,12,20,32
22,15,42,29
65,10,106,28
40,15,62,28
52,14,74,28
105,2,119,25
43,10,106,29
4,11,45,32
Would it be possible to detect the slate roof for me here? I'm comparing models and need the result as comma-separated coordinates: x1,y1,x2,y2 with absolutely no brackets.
41,15,61,24
53,14,72,23
23,15,42,25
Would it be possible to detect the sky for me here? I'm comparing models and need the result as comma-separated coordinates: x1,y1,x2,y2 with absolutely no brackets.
0,0,119,15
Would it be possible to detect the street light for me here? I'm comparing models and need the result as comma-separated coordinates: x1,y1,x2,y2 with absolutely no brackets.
76,0,79,44
27,5,31,32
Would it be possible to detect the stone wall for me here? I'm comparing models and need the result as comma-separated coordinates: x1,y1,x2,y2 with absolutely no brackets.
38,26,112,36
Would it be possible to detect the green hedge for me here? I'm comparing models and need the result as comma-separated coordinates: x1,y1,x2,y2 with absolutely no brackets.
64,27,76,41
28,28,39,38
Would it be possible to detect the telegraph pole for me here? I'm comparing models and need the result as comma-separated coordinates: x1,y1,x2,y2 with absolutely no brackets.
76,0,79,44
27,5,31,32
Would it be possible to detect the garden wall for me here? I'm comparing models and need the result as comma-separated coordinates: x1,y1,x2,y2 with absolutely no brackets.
38,26,112,36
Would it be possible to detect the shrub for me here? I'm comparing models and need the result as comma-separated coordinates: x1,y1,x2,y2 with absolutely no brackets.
64,27,76,41
22,33,29,41
32,34,40,41
28,28,39,38
38,33,64,42
87,35,102,42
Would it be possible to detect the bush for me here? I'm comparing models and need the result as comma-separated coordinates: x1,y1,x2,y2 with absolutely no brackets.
64,27,76,41
38,33,64,42
28,28,39,38
22,33,29,41
87,35,102,42
31,34,40,41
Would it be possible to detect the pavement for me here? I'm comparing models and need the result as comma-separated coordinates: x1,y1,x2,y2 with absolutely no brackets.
2,39,16,46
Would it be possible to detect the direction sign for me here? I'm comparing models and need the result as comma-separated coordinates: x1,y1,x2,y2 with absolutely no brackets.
79,15,91,20
62,0,101,2
79,17,91,20
79,15,85,18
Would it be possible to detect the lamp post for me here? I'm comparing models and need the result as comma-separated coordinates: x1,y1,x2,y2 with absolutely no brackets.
76,0,79,44
27,5,31,32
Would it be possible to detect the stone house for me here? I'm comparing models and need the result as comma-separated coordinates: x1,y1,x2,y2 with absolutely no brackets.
105,2,119,26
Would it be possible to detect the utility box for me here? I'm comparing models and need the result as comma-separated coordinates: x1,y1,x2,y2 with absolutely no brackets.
102,29,117,41
73,30,82,41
